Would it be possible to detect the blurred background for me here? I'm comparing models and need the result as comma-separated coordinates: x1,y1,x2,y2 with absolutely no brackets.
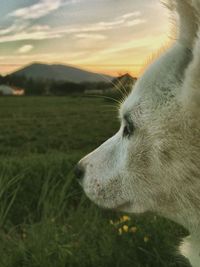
0,1,190,267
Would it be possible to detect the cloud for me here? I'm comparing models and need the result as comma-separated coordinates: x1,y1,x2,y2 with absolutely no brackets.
0,29,61,43
73,11,143,32
67,12,145,33
8,0,83,20
0,10,145,43
124,19,146,27
120,11,141,19
18,45,34,53
75,33,107,40
0,22,29,36
72,34,169,64
9,0,63,20
0,25,17,36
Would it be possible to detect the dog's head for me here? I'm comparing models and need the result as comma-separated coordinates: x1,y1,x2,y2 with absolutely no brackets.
76,42,199,225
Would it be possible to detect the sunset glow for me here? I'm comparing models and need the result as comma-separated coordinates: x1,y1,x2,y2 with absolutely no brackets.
0,0,171,77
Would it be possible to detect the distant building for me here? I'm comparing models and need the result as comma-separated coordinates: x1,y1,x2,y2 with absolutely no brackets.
0,85,25,96
12,86,25,96
0,85,13,95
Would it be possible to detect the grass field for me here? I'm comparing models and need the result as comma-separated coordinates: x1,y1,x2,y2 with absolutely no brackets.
0,96,190,267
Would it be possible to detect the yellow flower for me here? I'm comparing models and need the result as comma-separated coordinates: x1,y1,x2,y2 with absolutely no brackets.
122,215,131,222
109,220,114,225
144,236,149,243
118,228,123,235
129,226,137,233
122,225,129,232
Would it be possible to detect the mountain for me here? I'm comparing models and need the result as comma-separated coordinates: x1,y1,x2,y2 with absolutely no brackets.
9,63,114,83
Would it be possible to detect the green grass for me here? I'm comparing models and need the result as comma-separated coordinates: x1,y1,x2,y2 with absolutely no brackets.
0,96,190,267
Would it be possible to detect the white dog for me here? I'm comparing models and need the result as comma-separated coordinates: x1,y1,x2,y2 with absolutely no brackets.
75,1,200,266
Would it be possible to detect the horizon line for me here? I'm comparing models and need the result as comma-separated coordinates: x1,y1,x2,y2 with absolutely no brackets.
0,62,141,77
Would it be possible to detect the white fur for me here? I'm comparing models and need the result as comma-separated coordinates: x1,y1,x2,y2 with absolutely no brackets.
78,1,200,266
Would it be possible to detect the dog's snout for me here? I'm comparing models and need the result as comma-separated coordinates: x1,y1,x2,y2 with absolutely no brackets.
74,163,85,185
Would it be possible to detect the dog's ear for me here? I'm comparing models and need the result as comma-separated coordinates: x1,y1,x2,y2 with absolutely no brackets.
176,0,198,48
163,0,198,48
180,0,200,111
181,34,200,111
167,0,200,111
192,0,200,22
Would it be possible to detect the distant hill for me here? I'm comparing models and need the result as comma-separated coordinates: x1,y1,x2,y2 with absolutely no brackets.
9,63,114,83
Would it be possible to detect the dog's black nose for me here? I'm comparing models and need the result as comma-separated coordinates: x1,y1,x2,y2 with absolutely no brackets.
74,163,85,185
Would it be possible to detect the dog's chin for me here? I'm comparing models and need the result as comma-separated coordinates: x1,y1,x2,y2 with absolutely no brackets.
115,201,147,214
87,196,146,214
115,201,133,212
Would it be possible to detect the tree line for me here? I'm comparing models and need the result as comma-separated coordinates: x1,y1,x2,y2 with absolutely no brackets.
0,74,112,95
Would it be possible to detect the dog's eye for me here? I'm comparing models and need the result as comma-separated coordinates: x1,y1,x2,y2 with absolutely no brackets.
123,122,134,138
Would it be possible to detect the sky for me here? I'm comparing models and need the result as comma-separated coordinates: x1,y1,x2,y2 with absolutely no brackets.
0,0,171,77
